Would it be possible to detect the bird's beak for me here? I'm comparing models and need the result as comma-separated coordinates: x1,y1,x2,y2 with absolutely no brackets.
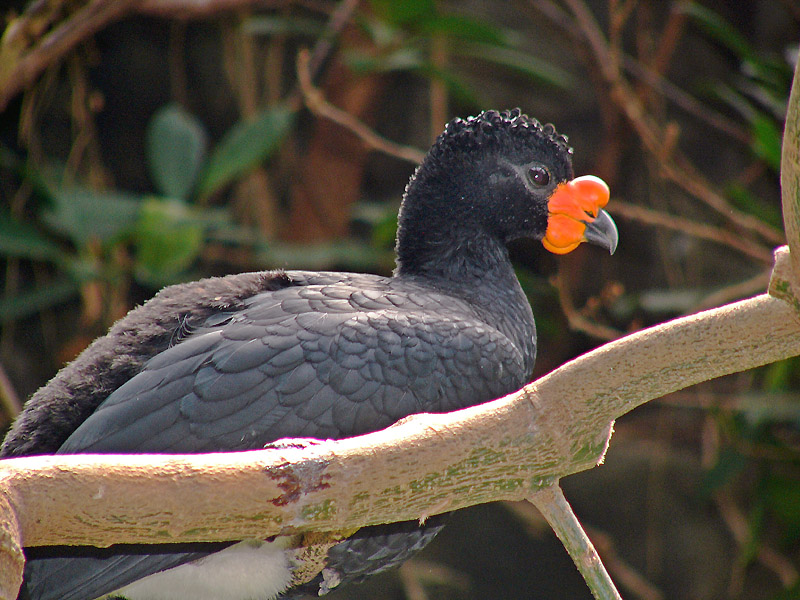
542,175,618,255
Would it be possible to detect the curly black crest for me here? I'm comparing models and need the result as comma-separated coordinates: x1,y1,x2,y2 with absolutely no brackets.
429,108,572,162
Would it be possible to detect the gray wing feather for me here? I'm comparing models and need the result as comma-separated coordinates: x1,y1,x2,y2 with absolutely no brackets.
25,551,204,600
32,280,526,600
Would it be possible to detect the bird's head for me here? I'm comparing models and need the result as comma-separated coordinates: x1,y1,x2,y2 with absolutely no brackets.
395,109,617,277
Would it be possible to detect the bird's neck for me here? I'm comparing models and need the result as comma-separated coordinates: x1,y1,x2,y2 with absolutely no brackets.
394,173,511,283
395,231,537,378
395,225,510,283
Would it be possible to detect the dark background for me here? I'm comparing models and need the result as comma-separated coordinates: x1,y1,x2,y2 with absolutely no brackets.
1,1,799,598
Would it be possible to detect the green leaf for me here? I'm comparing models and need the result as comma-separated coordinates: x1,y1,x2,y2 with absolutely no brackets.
203,220,268,250
698,446,748,498
417,63,479,105
741,57,793,107
457,43,576,89
740,501,764,564
357,16,402,48
146,103,208,200
348,51,477,102
761,357,797,393
739,394,800,426
197,105,295,198
750,113,782,171
344,47,425,73
0,212,66,263
725,183,782,229
764,475,800,530
243,15,324,37
638,288,706,314
0,278,81,322
42,186,141,245
681,2,756,62
134,198,205,285
417,15,507,45
351,201,398,249
710,85,782,171
710,82,757,121
369,0,435,25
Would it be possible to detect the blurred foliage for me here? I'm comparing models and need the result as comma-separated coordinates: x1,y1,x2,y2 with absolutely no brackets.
684,0,790,197
0,0,575,324
348,0,576,97
0,107,282,314
681,5,800,593
1,0,800,599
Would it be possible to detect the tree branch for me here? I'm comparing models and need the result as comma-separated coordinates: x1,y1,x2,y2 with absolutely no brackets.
296,49,426,165
0,0,144,112
529,484,622,600
0,0,353,113
552,0,784,247
610,200,774,264
781,35,800,294
2,262,800,595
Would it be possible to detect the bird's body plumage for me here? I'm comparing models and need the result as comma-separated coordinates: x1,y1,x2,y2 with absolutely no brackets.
11,268,534,600
57,268,535,455
2,109,617,600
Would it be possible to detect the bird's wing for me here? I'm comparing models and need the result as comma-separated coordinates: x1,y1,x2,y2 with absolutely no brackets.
29,280,527,600
58,282,526,453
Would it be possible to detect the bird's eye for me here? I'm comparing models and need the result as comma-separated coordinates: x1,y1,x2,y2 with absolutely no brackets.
527,166,550,187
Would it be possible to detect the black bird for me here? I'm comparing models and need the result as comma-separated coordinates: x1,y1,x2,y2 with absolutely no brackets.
2,109,618,600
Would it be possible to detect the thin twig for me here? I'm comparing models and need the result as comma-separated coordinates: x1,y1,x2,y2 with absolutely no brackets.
586,525,665,600
0,362,22,421
527,0,573,30
0,0,332,113
296,49,426,165
505,500,664,600
0,0,144,112
398,559,470,600
553,269,623,341
550,0,784,247
690,269,772,312
621,55,749,143
528,484,623,600
714,493,799,589
608,0,637,65
137,0,287,18
398,561,430,600
610,200,774,263
283,0,365,112
304,0,361,84
646,3,686,79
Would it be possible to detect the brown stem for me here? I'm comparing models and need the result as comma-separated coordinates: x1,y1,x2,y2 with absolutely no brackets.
552,0,784,246
529,484,622,600
0,0,144,112
715,493,799,589
553,269,623,341
611,200,774,263
296,50,426,164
